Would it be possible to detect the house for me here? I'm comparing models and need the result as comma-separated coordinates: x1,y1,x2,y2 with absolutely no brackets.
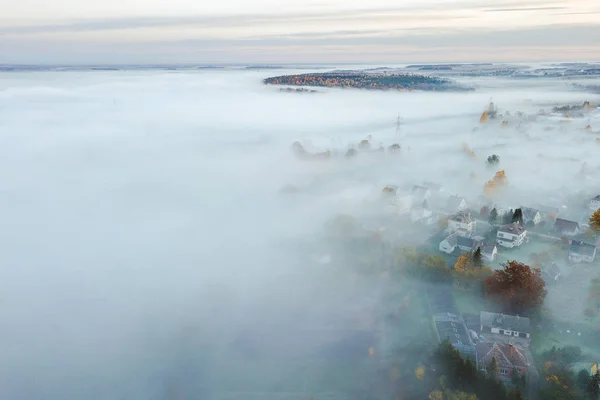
496,223,527,248
448,211,477,236
412,185,432,202
411,205,433,223
433,312,475,359
553,218,580,237
423,181,444,194
568,240,597,263
457,236,483,253
480,311,531,339
447,195,468,212
590,195,600,211
536,204,560,223
541,262,561,284
439,233,458,254
482,244,498,262
476,342,529,383
521,207,542,226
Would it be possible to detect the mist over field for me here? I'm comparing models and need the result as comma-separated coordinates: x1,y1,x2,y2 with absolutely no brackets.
0,67,599,399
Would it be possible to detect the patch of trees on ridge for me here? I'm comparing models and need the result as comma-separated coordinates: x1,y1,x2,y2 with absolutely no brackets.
264,72,472,91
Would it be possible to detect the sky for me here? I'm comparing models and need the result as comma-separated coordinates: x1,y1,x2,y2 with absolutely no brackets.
1,0,600,64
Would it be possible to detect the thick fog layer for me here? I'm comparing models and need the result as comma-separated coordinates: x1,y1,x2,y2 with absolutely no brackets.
0,68,599,399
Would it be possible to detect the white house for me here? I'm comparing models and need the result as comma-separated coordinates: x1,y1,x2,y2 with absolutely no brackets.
521,207,542,226
590,195,600,212
568,240,597,263
439,234,458,254
448,211,477,236
480,311,531,339
412,185,432,203
497,223,527,248
482,244,498,262
411,206,433,223
447,195,468,212
553,218,580,237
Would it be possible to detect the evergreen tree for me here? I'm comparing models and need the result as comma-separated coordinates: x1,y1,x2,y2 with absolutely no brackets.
512,208,524,225
473,247,483,269
504,209,514,225
587,371,600,399
487,357,499,380
489,208,498,225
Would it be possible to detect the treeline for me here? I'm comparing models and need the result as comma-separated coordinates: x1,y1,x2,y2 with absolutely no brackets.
264,73,471,92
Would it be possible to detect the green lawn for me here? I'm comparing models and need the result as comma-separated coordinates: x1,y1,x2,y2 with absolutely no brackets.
493,238,562,269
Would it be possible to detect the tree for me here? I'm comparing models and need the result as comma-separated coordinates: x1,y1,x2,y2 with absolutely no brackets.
503,209,514,225
578,369,591,390
487,357,499,380
512,208,524,225
454,253,471,273
487,154,500,166
489,208,499,225
587,371,600,399
590,208,600,232
484,260,547,315
472,247,483,269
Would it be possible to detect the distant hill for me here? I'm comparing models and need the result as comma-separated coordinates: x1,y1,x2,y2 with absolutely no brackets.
264,72,472,92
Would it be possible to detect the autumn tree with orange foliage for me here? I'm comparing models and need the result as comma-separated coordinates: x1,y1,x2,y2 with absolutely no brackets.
483,260,547,315
589,208,600,232
484,170,507,199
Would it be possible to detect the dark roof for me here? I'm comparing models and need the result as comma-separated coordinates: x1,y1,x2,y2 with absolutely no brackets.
569,240,597,257
521,207,540,221
553,218,580,232
542,262,561,282
482,244,497,255
480,311,531,334
457,235,482,250
434,313,473,348
497,222,526,235
442,233,458,247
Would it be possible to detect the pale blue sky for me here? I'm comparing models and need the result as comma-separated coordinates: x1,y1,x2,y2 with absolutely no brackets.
1,0,599,64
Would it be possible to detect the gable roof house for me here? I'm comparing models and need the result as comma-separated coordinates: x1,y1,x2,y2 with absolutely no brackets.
553,218,581,237
589,195,600,211
482,244,498,262
476,342,530,383
433,312,475,359
439,233,458,254
521,207,542,226
480,311,531,339
457,236,483,253
541,262,562,284
497,223,527,248
447,211,476,236
568,240,597,263
447,195,468,212
412,185,432,203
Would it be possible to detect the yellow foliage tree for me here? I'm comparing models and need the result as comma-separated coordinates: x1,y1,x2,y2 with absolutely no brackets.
415,365,425,380
454,254,471,273
590,208,600,231
480,111,489,124
368,346,376,359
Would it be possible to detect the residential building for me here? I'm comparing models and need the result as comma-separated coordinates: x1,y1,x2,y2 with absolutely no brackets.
433,312,475,359
476,342,529,384
553,218,581,237
590,195,600,211
447,195,468,212
412,185,432,203
482,244,498,262
457,236,483,253
497,223,527,248
541,262,561,284
480,311,531,339
448,211,476,236
410,205,433,223
439,234,458,254
423,181,444,194
568,240,597,263
521,207,542,226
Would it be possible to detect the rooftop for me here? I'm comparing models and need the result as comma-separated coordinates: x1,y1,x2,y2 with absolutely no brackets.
457,235,482,250
480,311,531,334
521,207,540,221
553,218,580,231
434,313,473,348
497,222,526,235
476,342,529,370
449,211,474,224
569,240,597,257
